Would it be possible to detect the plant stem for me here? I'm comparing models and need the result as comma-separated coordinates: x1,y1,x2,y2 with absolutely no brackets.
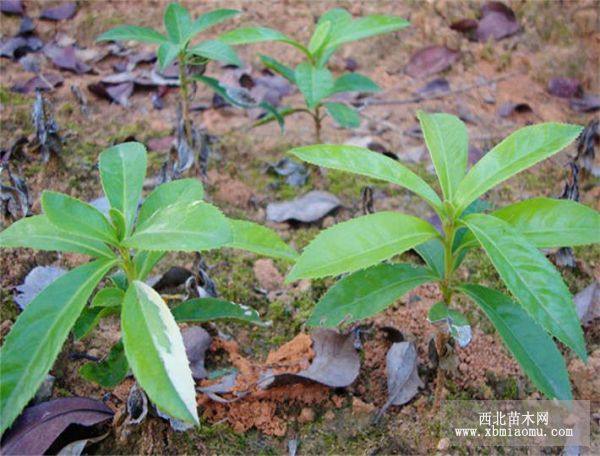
178,53,193,147
119,246,136,283
313,105,322,143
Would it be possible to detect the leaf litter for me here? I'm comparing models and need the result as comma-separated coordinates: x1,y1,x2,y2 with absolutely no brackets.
14,265,67,309
266,190,341,223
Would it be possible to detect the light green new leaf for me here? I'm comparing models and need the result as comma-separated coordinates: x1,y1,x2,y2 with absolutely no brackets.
124,201,232,252
188,8,240,37
91,287,124,308
287,211,439,281
99,142,147,236
259,55,295,83
290,145,442,211
80,341,129,388
328,73,380,96
219,26,310,57
138,178,204,226
308,20,331,55
173,298,263,325
109,208,127,241
189,40,241,66
318,8,352,29
122,281,198,425
42,191,117,245
0,215,115,259
227,219,298,261
417,111,468,201
328,15,410,47
73,306,117,340
133,251,165,280
0,258,115,435
97,25,168,44
308,264,434,327
323,102,360,128
463,213,586,360
454,123,582,213
164,2,192,44
294,62,334,109
460,284,572,400
491,198,600,248
157,42,180,70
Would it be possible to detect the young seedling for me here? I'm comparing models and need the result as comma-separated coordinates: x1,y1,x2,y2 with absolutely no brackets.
0,142,297,433
286,112,599,403
97,3,276,148
218,7,409,141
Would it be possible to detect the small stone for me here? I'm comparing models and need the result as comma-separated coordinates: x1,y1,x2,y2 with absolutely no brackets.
298,407,315,423
437,437,450,451
322,216,335,228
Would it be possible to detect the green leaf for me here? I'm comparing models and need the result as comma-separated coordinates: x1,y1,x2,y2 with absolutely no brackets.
73,306,116,340
463,213,586,360
328,15,410,47
97,25,168,44
189,40,241,66
253,107,304,129
219,26,311,57
122,281,198,424
42,191,117,245
287,211,439,281
414,238,445,278
328,73,380,96
173,298,264,325
308,264,434,327
0,258,115,435
110,271,128,291
308,20,331,55
0,215,115,259
323,102,360,128
188,8,240,37
157,42,180,70
417,111,468,201
491,198,600,248
318,8,352,29
227,219,298,261
427,301,471,347
133,251,165,280
193,74,256,108
294,62,334,109
91,287,124,308
259,55,295,83
99,142,147,236
259,101,285,132
290,145,443,211
459,284,572,400
124,201,232,252
80,341,129,388
453,123,583,213
163,2,192,44
138,178,204,226
109,208,127,241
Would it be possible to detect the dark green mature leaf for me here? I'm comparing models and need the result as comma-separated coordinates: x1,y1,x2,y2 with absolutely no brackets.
290,145,443,211
73,306,117,340
133,251,165,280
328,73,380,96
124,201,232,252
328,15,410,47
295,62,334,109
414,238,445,278
99,142,147,236
453,123,583,213
91,287,124,308
42,191,118,245
227,219,298,261
463,213,586,360
193,75,256,108
0,215,115,259
308,264,434,327
259,101,285,131
417,111,468,201
0,258,116,435
138,178,204,226
164,2,192,44
287,211,439,281
323,102,360,128
97,25,168,44
157,42,180,70
173,298,263,325
188,8,240,37
80,341,129,388
460,284,572,400
122,281,198,425
189,40,241,66
259,55,295,82
491,198,600,248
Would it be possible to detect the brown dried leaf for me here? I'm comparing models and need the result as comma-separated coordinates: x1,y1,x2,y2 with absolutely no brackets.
405,46,459,79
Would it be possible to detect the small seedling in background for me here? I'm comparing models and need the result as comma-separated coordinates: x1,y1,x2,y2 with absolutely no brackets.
0,142,297,433
218,7,409,141
286,113,599,403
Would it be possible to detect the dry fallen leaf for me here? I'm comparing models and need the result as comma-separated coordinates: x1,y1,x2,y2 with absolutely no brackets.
266,190,341,223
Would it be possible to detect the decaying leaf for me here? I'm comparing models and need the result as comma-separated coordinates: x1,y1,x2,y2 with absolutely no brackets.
569,94,600,113
126,383,148,426
0,36,41,59
198,372,240,403
428,301,472,348
575,119,599,175
31,91,62,162
475,1,520,42
1,0,24,15
405,46,459,79
260,329,360,389
151,266,193,292
497,101,532,117
267,158,309,187
574,282,599,327
39,2,77,21
376,341,423,420
182,326,212,380
0,397,113,455
12,73,63,93
555,162,579,269
547,77,582,98
414,78,450,97
43,43,92,74
1,165,30,220
14,265,67,310
88,81,134,107
55,432,109,456
266,190,341,223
